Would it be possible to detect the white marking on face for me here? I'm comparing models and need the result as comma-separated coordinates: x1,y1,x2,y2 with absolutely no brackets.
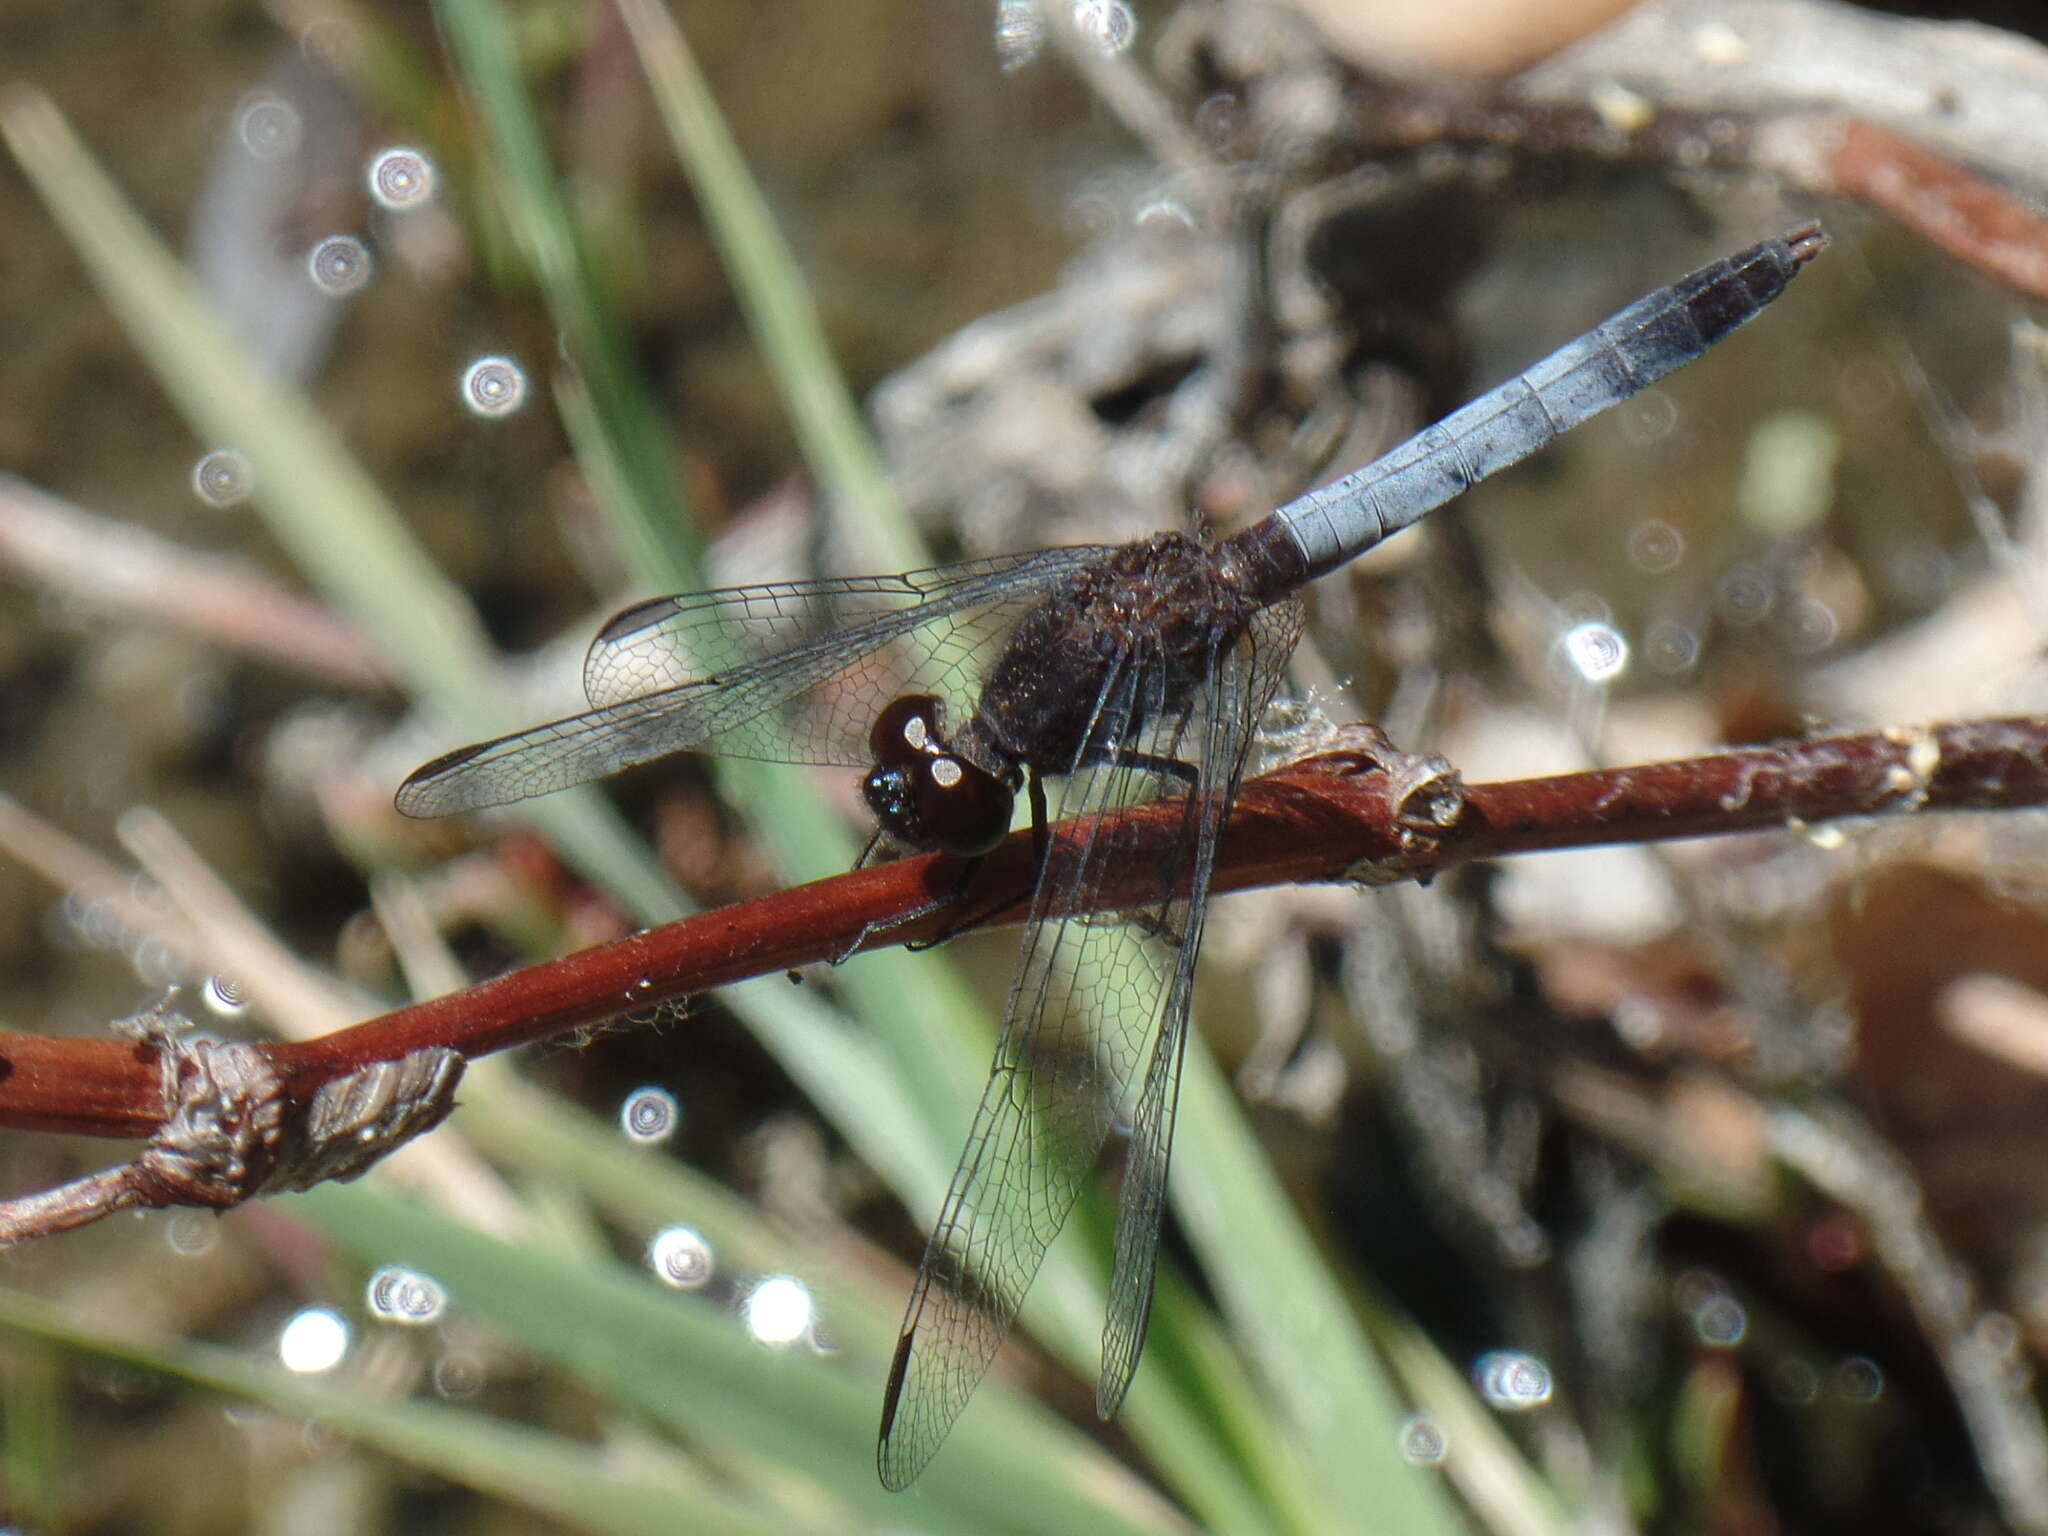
930,757,964,789
903,714,931,751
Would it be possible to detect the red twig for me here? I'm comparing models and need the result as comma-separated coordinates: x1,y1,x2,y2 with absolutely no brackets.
1830,120,2048,302
4,715,2045,1172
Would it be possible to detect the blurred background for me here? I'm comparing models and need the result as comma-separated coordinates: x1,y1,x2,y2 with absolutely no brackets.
4,0,2048,1531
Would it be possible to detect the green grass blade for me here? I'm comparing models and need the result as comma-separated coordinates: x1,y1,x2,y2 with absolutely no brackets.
0,1333,63,1527
432,0,703,587
1065,1200,1335,1536
1143,1260,1340,1532
1171,1034,1467,1533
430,1051,1281,1528
616,0,923,574
1368,1295,1569,1536
288,1178,1188,1535
0,1286,799,1536
0,88,490,712
0,85,685,927
458,1067,906,1340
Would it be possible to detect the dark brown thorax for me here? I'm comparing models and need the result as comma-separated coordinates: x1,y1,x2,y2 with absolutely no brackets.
962,531,1262,775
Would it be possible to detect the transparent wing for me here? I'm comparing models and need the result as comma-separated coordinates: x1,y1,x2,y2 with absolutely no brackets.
877,598,1302,1487
396,547,1107,817
1098,594,1304,1414
876,648,1158,1490
582,553,1083,708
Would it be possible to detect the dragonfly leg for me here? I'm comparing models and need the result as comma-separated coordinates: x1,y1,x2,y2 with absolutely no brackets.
1079,746,1196,789
851,825,891,870
831,771,1041,965
904,769,1054,950
902,854,990,952
829,856,982,965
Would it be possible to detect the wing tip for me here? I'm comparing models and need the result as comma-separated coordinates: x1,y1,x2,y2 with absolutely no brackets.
1095,1336,1143,1420
876,1328,928,1490
877,1448,922,1494
393,743,495,819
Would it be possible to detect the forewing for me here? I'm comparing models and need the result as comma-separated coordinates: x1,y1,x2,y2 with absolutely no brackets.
877,648,1171,1490
586,554,1066,703
580,552,1101,763
396,548,1105,816
1097,594,1304,1415
396,689,759,817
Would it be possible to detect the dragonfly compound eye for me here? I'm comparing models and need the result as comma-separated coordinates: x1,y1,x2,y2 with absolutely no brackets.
913,755,1012,857
869,694,947,765
861,754,1011,856
862,762,919,837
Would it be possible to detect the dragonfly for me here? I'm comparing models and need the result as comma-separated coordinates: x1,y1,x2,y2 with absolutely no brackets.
397,222,1827,1488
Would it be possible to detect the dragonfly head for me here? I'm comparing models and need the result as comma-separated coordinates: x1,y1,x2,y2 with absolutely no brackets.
862,694,1013,857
